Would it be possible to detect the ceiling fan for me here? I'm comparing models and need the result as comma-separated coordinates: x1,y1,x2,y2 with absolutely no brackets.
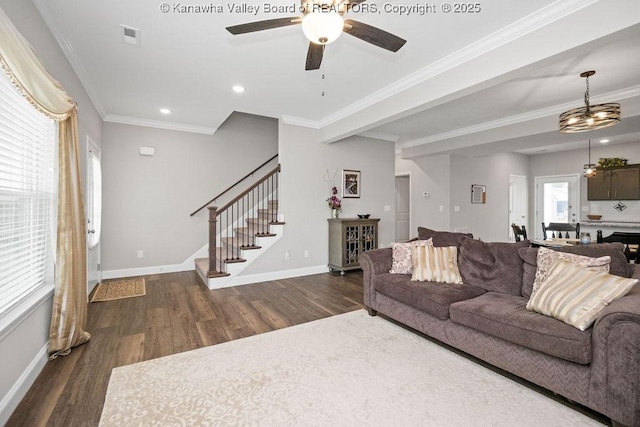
226,0,406,70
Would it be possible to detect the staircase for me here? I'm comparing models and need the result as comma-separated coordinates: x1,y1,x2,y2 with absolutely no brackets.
194,164,284,289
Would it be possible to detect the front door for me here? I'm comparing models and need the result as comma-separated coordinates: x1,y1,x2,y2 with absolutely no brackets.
86,137,102,293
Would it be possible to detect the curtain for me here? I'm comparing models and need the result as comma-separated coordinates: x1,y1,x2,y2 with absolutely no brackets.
0,6,91,357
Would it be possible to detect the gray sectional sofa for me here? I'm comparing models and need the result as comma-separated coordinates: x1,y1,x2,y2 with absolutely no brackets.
360,227,640,426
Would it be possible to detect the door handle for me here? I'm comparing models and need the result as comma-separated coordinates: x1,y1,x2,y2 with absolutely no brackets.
88,229,95,234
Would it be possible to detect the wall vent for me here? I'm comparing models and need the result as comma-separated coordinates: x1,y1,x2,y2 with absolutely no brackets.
120,25,141,47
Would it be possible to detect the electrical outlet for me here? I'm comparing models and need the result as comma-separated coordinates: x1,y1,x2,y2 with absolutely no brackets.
439,205,444,212
304,250,309,258
137,250,144,259
454,206,460,212
285,251,291,260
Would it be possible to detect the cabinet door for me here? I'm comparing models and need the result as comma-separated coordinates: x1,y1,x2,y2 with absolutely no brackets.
611,167,640,199
587,171,611,200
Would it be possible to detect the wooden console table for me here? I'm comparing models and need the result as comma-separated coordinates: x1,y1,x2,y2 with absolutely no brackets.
328,218,379,275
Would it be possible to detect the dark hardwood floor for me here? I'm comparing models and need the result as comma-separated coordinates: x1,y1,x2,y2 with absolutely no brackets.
7,271,364,426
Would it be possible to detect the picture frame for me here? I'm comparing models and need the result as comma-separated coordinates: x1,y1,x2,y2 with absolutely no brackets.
342,169,361,198
471,184,486,204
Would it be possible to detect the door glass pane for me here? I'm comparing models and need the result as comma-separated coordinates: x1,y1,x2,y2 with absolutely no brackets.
543,182,569,224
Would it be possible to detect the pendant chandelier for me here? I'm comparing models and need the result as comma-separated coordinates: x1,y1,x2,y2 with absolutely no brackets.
583,139,597,178
559,71,621,133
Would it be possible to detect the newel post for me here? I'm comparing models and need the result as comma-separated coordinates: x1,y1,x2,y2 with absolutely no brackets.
208,206,219,275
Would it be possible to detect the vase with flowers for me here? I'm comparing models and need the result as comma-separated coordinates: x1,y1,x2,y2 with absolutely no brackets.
325,168,342,218
327,186,342,218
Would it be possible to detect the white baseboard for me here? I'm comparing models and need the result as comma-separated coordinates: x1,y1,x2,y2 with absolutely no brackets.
0,343,48,426
101,263,193,280
222,265,329,287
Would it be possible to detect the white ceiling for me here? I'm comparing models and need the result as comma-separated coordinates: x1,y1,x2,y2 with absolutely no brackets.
34,0,640,157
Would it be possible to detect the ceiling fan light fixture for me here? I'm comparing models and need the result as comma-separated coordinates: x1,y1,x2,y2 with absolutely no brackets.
559,70,621,133
302,11,344,45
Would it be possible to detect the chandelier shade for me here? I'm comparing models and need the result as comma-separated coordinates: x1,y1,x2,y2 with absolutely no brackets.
559,71,621,133
302,11,344,45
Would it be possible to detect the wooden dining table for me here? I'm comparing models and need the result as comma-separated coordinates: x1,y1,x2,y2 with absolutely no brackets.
530,238,593,248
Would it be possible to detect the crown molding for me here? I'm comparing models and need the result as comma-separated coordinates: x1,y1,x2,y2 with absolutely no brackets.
281,0,598,131
104,114,217,135
32,0,106,118
280,115,321,129
397,84,640,149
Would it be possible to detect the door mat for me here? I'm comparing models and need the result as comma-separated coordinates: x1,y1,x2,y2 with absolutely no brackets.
90,278,146,302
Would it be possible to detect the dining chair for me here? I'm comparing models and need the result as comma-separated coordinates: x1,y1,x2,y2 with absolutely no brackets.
541,222,580,240
597,231,640,263
511,223,527,242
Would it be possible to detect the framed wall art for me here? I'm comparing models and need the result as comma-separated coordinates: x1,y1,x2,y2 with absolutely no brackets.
471,184,486,204
343,169,361,198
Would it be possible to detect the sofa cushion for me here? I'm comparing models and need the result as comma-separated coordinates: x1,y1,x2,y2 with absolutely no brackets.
389,239,432,274
527,259,638,331
374,273,485,320
458,239,530,296
417,227,472,248
411,244,463,284
450,292,593,364
519,243,632,298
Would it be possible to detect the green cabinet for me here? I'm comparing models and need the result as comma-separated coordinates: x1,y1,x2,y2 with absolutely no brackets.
587,165,640,200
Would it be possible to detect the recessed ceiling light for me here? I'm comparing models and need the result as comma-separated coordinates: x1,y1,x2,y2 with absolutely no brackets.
160,108,171,114
232,85,245,94
599,138,610,143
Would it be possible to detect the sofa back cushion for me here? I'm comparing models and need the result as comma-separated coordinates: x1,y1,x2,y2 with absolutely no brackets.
519,243,632,298
417,227,472,248
458,239,530,295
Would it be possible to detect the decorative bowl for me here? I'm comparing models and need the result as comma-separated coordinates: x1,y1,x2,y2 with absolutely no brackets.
587,214,602,220
357,214,370,219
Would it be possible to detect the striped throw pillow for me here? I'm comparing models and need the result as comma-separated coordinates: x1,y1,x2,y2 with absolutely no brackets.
527,258,637,331
531,247,610,297
411,244,463,284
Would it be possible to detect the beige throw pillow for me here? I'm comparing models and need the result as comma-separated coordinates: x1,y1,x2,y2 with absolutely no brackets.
411,244,463,284
531,247,610,297
527,259,637,331
390,239,433,274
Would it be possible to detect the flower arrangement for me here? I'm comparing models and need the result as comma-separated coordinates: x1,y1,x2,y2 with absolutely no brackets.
324,168,342,212
327,186,342,210
598,157,628,168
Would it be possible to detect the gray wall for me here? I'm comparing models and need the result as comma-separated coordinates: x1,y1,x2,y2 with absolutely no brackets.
242,122,396,276
450,152,529,242
0,1,102,423
395,152,529,242
101,113,278,273
395,154,452,238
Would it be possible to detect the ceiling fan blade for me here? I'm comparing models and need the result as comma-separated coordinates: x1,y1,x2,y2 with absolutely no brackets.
343,19,406,52
305,43,324,70
226,17,300,35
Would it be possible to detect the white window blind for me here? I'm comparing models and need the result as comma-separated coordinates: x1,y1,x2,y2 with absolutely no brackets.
0,71,57,318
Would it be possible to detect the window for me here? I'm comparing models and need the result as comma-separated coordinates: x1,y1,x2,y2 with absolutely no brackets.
0,71,57,318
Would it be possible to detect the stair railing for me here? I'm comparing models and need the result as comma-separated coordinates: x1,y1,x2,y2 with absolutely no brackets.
191,154,278,217
207,164,281,277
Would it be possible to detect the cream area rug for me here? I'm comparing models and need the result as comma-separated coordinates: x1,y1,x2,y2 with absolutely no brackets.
100,310,604,426
90,278,145,302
